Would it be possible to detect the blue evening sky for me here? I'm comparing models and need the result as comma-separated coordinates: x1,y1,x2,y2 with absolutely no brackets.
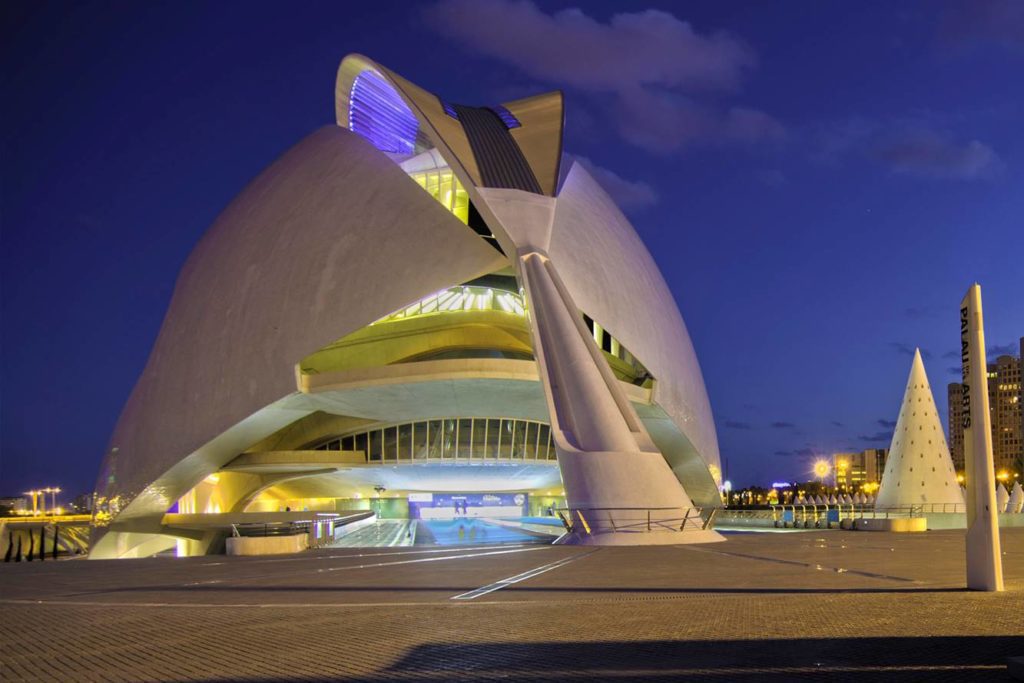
2,1,1022,495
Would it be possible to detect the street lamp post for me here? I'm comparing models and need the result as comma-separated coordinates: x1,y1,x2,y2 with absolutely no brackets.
24,490,40,516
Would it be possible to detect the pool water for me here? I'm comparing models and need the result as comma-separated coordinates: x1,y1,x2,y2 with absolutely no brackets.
414,518,548,546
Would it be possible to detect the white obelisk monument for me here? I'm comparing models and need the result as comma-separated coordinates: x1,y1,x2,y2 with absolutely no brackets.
960,283,1003,591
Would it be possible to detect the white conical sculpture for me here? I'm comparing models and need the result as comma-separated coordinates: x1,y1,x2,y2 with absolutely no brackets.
1010,482,1024,514
815,495,826,505
829,494,838,505
996,484,1010,513
843,494,853,504
875,349,962,508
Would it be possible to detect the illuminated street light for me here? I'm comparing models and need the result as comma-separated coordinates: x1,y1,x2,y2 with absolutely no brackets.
813,460,831,483
24,490,41,515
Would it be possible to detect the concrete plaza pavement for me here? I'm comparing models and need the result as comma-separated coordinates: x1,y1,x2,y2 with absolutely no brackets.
1,527,1022,681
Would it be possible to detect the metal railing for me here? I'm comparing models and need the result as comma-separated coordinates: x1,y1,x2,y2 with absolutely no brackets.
556,507,715,535
744,502,973,529
230,517,340,550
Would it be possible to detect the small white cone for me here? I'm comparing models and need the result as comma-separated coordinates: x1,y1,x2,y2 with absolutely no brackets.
875,349,962,508
995,484,1010,514
1009,482,1023,514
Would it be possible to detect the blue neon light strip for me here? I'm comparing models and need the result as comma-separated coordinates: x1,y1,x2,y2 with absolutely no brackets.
349,71,419,154
488,105,522,129
440,99,459,120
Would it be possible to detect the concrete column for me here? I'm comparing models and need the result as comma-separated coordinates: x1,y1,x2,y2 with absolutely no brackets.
960,283,1004,591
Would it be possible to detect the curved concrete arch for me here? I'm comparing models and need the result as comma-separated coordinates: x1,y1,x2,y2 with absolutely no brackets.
549,160,721,486
335,55,564,198
92,126,505,557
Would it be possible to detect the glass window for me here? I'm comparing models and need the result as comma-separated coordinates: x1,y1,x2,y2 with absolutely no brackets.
355,432,368,460
442,419,457,458
512,420,529,459
499,419,514,458
472,419,487,458
342,436,354,451
453,184,469,224
427,420,444,458
457,419,473,458
524,422,539,459
439,171,454,211
368,430,382,462
413,422,428,459
537,424,552,459
398,423,412,460
382,426,399,461
486,418,501,458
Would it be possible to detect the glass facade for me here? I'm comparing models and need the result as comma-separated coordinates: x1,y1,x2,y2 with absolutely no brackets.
410,169,470,224
311,417,555,462
582,314,653,386
373,285,526,325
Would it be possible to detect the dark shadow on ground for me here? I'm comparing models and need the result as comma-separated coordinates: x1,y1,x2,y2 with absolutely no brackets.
200,635,1023,681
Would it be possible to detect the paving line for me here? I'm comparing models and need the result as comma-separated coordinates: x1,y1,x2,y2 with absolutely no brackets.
318,544,551,574
450,548,601,600
247,542,538,564
44,545,557,601
678,544,918,583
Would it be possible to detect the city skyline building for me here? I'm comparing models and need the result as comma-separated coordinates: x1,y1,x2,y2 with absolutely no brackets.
833,449,887,492
948,336,1023,482
89,54,723,558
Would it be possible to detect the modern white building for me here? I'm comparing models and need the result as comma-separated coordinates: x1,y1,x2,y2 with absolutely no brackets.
90,54,723,558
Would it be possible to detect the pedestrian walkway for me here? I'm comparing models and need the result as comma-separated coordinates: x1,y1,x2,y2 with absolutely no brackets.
1,529,1021,681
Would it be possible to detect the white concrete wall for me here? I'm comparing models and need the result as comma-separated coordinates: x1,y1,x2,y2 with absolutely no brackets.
226,534,308,556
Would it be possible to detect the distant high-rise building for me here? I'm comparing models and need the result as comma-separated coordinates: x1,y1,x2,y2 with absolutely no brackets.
833,449,887,491
947,336,1023,479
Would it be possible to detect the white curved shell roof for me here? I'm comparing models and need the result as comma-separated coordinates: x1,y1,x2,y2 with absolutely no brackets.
96,55,723,538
